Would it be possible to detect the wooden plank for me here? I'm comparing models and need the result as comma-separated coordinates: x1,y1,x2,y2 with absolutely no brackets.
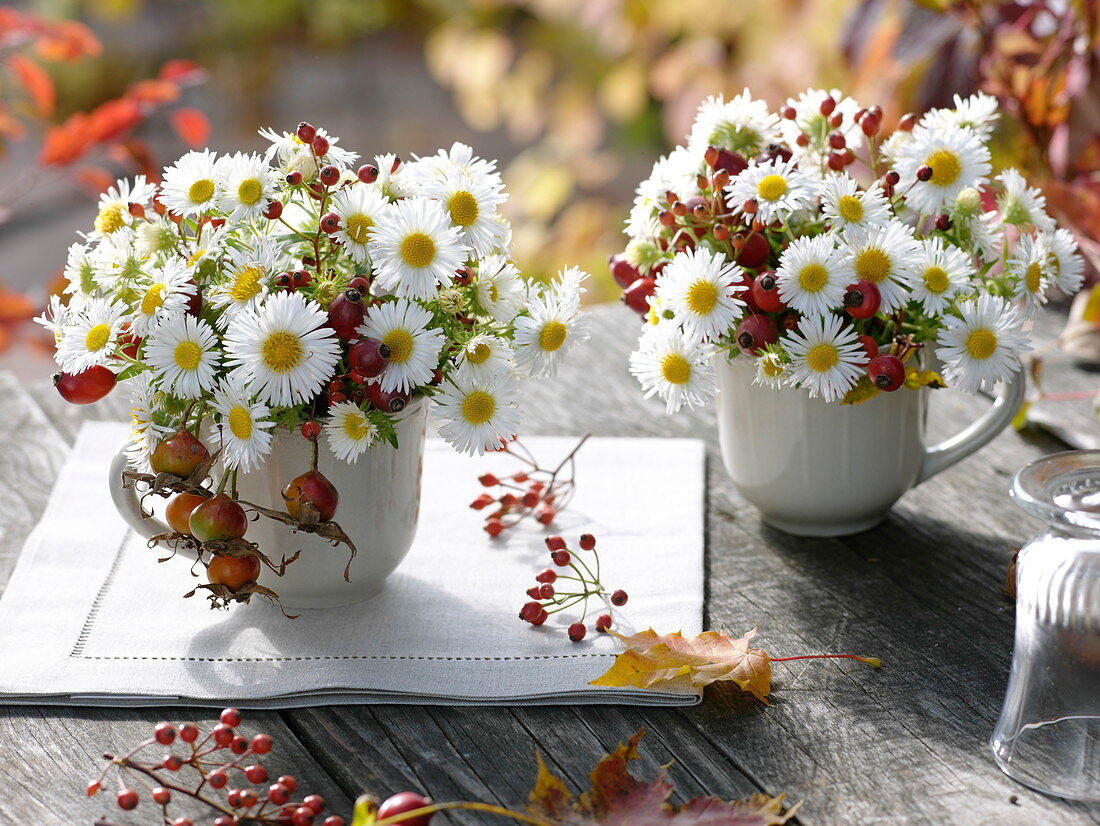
0,375,352,826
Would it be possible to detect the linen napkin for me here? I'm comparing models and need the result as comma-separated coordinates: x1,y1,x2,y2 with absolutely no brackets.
0,421,704,707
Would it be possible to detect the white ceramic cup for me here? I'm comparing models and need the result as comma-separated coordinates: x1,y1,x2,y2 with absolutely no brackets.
714,355,1026,536
108,398,428,609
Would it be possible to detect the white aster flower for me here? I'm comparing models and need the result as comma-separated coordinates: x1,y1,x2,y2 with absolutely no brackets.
207,237,282,328
894,126,991,215
91,227,147,291
357,298,444,394
919,92,1000,139
144,313,220,399
754,351,788,388
936,294,1031,393
1044,227,1085,295
407,142,503,190
435,372,522,456
325,400,379,463
997,168,1053,230
629,323,717,414
160,149,221,217
952,209,1004,262
130,259,196,337
819,175,891,237
626,147,703,239
782,313,868,402
1008,232,1052,318
726,157,815,224
328,184,390,264
33,293,71,344
124,373,169,473
216,152,279,220
473,255,526,324
55,296,127,373
422,169,507,258
209,373,274,473
258,126,359,171
458,333,514,378
513,279,590,379
368,197,469,300
656,247,745,342
63,242,99,295
910,237,974,315
687,90,782,157
90,175,156,238
223,290,341,407
372,153,418,200
134,216,180,260
775,235,848,316
838,221,920,312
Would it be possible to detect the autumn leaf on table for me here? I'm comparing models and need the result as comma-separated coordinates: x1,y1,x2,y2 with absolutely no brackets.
591,627,880,702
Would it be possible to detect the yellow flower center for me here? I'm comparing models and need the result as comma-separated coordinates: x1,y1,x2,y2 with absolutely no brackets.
228,405,253,440
188,178,215,204
685,280,719,315
461,390,496,424
798,264,828,292
761,357,785,378
95,204,126,235
229,266,264,302
855,248,891,284
187,249,206,267
261,331,303,373
1025,262,1043,293
924,150,962,187
85,323,112,352
237,178,263,206
923,266,949,294
837,195,863,223
539,321,568,352
660,353,691,385
966,328,998,360
400,232,436,268
806,343,839,372
140,283,166,315
343,411,370,441
174,340,202,371
487,282,499,303
448,191,480,227
756,174,788,202
382,329,414,363
467,342,492,364
345,214,374,244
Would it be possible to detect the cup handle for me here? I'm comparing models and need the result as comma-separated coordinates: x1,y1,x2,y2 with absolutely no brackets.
108,442,191,552
917,371,1026,485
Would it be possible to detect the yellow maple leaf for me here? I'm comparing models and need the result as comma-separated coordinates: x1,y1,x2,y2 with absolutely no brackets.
841,376,881,405
590,627,774,703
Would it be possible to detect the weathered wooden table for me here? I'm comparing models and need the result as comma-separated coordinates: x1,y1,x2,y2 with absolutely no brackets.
3,304,1098,826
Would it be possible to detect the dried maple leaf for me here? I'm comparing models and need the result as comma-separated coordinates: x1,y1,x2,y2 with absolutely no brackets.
592,628,880,703
526,730,795,825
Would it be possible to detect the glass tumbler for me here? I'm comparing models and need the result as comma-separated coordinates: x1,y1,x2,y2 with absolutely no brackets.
992,449,1100,801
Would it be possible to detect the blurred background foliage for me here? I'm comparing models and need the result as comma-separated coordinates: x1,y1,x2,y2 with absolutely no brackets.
1,0,1097,334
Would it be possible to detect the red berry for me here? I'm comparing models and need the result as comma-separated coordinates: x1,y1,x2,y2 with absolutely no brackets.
296,122,317,143
208,555,260,591
479,473,500,487
357,164,379,183
868,354,905,391
349,337,391,378
535,568,557,584
190,495,248,542
300,421,321,442
750,272,786,314
163,754,184,771
736,232,771,269
150,429,209,478
829,112,843,129
173,819,194,826
227,788,243,807
885,170,900,186
828,132,846,150
536,508,556,525
611,589,628,606
213,723,235,746
320,212,341,232
209,769,228,788
239,789,260,808
485,518,505,537
470,493,494,510
179,723,199,743
538,583,555,599
52,365,117,405
285,171,303,186
526,586,541,599
155,722,176,745
551,550,571,566
220,708,242,727
780,105,796,120
916,165,933,182
263,200,284,220
86,781,101,797
520,601,543,622
735,314,779,355
117,788,139,810
521,491,539,507
283,469,339,523
245,764,268,784
327,289,365,340
278,776,298,793
935,213,953,231
303,795,325,814
860,114,881,137
311,135,330,156
319,166,340,187
530,608,548,626
545,535,566,551
622,276,657,316
796,132,810,147
858,334,879,360
251,733,273,754
293,807,316,826
378,792,434,826
268,784,291,805
579,533,596,550
843,280,881,319
214,817,237,826
323,818,345,826
153,787,172,805
568,622,587,642
710,148,748,176
596,614,613,632
899,112,917,131
819,96,836,116
365,381,409,414
827,153,846,172
609,253,642,289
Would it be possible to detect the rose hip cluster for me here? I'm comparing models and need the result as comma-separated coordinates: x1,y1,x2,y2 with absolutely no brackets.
611,95,930,394
89,707,436,826
470,435,588,536
519,533,628,642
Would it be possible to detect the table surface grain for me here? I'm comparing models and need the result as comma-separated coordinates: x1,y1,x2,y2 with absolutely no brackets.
3,304,1099,826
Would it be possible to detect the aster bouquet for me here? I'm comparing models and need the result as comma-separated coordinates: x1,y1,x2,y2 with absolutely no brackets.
37,122,589,607
614,89,1084,410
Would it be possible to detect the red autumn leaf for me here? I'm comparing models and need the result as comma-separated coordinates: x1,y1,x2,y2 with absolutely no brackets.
171,107,210,148
0,287,35,325
34,20,101,63
73,166,116,198
159,59,207,87
7,54,55,117
128,78,180,106
527,730,796,825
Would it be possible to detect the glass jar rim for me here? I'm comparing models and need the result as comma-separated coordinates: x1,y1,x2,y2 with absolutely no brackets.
1011,449,1100,533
